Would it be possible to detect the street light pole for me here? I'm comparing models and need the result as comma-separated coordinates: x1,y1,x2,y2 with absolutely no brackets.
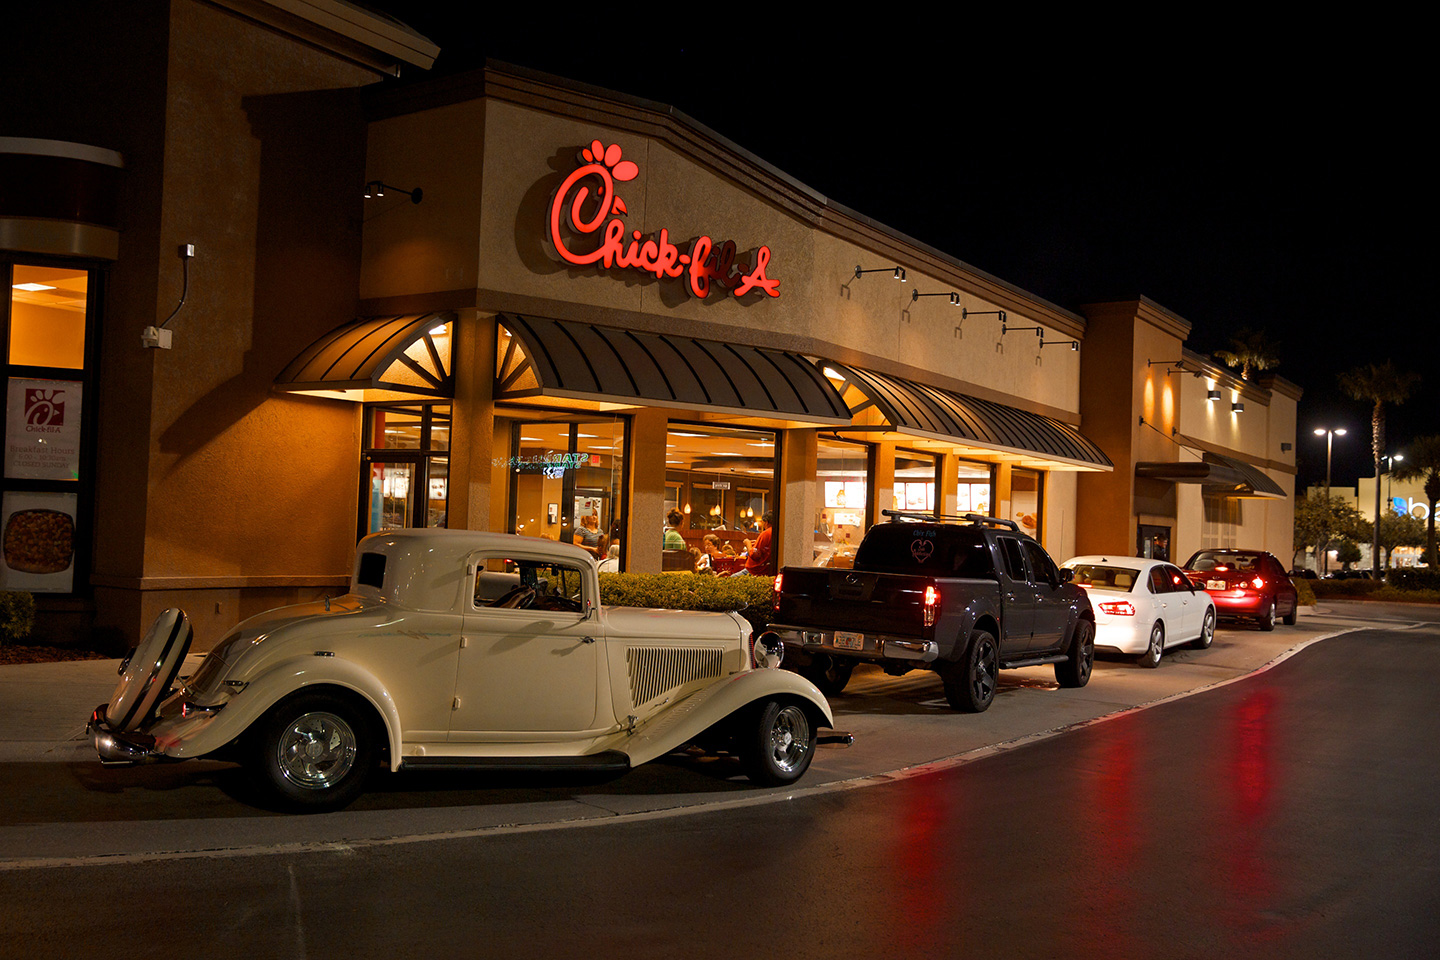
1314,427,1347,576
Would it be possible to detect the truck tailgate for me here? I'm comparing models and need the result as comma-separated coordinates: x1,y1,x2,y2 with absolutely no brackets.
776,568,932,636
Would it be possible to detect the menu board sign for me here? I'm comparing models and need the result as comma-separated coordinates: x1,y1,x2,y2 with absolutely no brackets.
6,378,82,481
0,490,77,592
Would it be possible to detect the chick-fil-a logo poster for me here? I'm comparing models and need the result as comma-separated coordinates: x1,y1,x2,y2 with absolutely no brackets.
548,139,780,300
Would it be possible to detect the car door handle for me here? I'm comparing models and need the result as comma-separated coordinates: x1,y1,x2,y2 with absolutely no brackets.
579,636,595,644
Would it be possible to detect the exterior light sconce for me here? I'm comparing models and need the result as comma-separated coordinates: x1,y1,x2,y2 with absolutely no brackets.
1207,389,1222,400
1281,442,1292,452
855,265,906,281
1000,318,1043,339
1039,338,1079,351
1146,358,1189,375
364,180,423,204
911,290,961,304
1231,401,1245,413
961,308,1006,325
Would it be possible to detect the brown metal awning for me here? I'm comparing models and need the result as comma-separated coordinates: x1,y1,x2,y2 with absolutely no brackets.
275,313,454,402
495,314,852,426
1136,452,1285,498
821,363,1113,471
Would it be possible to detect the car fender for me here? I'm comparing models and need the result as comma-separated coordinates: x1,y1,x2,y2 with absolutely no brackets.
609,669,833,768
152,656,403,767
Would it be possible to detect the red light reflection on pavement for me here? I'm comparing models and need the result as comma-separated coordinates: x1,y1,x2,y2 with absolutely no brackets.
1075,721,1141,956
1223,689,1280,936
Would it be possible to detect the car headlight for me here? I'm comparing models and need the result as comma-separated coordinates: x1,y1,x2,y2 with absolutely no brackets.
751,632,785,670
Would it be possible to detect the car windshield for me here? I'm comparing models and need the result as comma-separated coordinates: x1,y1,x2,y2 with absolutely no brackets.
1067,564,1139,592
1187,551,1259,572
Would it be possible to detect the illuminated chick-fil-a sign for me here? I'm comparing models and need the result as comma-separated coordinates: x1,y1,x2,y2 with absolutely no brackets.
548,140,780,300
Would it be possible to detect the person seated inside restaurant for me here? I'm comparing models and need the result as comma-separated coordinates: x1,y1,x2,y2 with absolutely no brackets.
663,508,686,549
743,511,774,576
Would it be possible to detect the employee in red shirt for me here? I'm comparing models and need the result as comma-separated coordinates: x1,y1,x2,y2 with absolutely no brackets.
744,511,774,576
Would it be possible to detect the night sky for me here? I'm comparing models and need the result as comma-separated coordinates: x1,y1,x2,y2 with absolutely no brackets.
360,9,1431,490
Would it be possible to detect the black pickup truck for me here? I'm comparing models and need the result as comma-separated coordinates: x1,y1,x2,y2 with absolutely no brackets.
762,511,1095,712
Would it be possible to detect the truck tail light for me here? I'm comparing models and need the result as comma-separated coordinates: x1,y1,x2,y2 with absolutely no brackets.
1098,600,1136,616
923,584,939,627
772,573,783,611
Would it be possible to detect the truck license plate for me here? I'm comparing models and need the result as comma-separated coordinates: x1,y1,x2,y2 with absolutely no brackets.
833,631,864,651
1206,580,1227,591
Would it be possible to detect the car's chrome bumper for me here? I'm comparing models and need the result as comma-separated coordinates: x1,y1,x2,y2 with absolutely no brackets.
766,624,939,662
87,703,161,764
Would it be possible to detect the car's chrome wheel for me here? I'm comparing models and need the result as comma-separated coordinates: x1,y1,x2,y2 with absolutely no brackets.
251,692,376,811
1141,621,1164,668
276,711,358,790
741,699,817,786
1193,609,1215,650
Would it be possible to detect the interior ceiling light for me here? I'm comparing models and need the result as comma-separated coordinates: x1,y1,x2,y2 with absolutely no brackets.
12,282,55,292
854,264,906,281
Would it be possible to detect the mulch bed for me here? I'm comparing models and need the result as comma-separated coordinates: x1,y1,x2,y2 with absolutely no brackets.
0,643,111,665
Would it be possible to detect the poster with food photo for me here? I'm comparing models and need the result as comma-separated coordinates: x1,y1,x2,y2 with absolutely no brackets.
0,491,77,592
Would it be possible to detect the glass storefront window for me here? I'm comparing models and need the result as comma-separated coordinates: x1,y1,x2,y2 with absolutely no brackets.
8,265,87,369
813,437,869,567
361,404,450,535
665,423,776,568
1,261,98,596
1010,467,1043,539
506,416,627,567
893,451,937,513
957,458,994,516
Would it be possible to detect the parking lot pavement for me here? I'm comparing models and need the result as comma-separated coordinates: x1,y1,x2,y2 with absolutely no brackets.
0,615,1352,865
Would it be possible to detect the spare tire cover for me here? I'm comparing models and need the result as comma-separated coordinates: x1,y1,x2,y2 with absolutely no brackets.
108,608,193,732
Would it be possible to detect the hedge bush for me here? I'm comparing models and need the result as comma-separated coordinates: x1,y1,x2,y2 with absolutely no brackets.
1386,567,1440,592
599,572,775,631
1308,579,1384,599
1294,578,1316,607
0,591,36,643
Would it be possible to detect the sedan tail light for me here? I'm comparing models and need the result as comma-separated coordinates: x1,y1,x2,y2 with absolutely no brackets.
1097,600,1136,616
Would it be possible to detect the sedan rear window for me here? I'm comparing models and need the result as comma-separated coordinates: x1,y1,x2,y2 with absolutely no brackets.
1067,564,1139,592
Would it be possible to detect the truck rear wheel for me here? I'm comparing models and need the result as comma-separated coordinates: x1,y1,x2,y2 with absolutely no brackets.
799,655,855,697
943,630,998,713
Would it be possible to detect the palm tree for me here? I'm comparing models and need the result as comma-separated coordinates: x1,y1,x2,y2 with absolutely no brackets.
1214,327,1280,381
1393,434,1440,566
1339,362,1421,573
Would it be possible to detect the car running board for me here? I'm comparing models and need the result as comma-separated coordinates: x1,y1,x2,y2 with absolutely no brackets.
1000,654,1069,669
398,751,631,774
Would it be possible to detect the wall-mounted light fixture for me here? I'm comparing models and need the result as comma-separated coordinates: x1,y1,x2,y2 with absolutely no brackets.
1207,389,1222,400
855,265,905,281
1232,401,1245,413
1281,442,1293,452
1040,338,1080,351
1146,358,1191,375
364,180,423,204
1000,317,1042,338
961,308,1006,325
911,289,960,304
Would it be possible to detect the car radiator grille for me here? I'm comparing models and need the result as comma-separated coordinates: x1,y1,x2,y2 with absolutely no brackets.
626,647,724,707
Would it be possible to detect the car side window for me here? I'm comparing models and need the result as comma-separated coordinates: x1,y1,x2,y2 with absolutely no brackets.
474,557,588,613
1166,565,1192,592
1022,541,1058,586
998,538,1028,581
1148,567,1172,594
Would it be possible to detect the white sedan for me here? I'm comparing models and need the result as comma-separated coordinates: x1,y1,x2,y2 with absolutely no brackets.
1061,556,1216,667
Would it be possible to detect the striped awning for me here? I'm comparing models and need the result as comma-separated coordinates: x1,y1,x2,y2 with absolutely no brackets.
275,312,454,402
1136,452,1285,498
495,314,852,426
821,363,1112,470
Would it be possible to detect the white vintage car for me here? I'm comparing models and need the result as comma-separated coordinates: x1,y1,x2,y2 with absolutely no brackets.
88,530,833,811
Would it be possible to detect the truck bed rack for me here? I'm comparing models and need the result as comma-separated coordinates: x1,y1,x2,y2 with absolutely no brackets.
880,509,1019,531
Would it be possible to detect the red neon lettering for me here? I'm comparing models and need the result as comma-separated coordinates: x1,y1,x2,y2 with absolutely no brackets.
548,139,780,300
